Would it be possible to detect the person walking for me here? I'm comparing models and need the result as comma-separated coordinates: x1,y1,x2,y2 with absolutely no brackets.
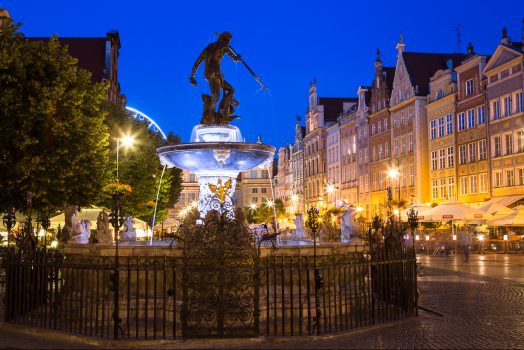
460,230,471,262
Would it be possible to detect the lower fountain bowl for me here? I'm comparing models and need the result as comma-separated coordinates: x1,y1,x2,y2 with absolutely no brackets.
157,142,275,174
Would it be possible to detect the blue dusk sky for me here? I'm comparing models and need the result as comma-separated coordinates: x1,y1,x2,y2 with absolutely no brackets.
3,0,524,148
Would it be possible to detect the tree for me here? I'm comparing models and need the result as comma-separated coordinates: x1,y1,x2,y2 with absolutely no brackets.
100,102,183,226
0,16,110,214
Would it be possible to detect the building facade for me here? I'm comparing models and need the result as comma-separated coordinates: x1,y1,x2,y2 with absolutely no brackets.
369,52,395,216
484,30,524,202
290,117,306,213
455,48,490,205
427,65,458,205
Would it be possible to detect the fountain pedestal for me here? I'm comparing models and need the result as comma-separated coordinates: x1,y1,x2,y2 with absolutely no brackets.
158,124,274,218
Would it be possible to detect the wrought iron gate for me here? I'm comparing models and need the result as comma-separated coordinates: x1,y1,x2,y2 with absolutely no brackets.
179,210,259,338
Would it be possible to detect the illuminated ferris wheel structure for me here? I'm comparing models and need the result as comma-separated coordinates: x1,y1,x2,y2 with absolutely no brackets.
125,106,167,141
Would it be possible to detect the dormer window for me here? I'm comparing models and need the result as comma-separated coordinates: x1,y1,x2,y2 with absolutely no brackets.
465,79,474,96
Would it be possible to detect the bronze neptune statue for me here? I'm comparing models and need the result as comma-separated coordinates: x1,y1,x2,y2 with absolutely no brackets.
190,32,266,125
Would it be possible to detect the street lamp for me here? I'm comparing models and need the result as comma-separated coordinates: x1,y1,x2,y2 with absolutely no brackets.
116,134,135,180
387,164,401,223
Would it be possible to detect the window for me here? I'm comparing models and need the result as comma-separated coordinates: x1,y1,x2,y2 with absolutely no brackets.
478,139,487,160
393,115,397,128
503,96,512,117
494,171,502,187
409,135,414,152
465,79,474,96
372,124,376,136
447,146,454,168
440,178,447,199
460,176,468,195
408,109,413,121
400,112,405,125
448,177,455,198
493,100,501,120
459,145,467,164
468,143,476,162
252,188,258,193
506,170,514,186
479,173,488,193
430,120,437,140
379,173,384,191
494,136,502,157
402,166,407,187
373,173,377,191
457,113,466,131
446,114,453,134
372,147,376,162
401,137,406,154
478,105,486,124
436,89,445,100
516,92,523,113
439,149,446,169
384,118,388,130
469,175,478,194
252,197,258,203
394,139,398,156
519,168,524,185
409,166,414,187
262,171,269,179
431,151,438,171
250,170,258,178
378,145,383,160
505,134,513,155
432,180,439,199
378,121,382,133
438,117,445,137
518,131,524,153
467,109,475,129
189,173,196,182
261,188,267,194
385,142,389,158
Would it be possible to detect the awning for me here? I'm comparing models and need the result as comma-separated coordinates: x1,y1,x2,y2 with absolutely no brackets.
483,195,524,208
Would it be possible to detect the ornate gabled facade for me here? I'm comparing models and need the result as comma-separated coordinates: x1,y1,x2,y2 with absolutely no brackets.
389,33,466,207
339,106,359,208
484,28,524,202
275,146,292,214
355,87,371,217
455,46,490,205
326,121,341,206
369,50,395,217
290,117,306,213
303,80,356,210
427,63,458,205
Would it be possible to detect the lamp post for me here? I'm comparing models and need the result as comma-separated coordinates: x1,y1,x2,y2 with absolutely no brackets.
306,207,323,336
388,163,401,223
116,134,135,180
109,193,126,340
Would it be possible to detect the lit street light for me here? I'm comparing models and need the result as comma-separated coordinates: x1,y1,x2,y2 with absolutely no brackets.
116,134,135,180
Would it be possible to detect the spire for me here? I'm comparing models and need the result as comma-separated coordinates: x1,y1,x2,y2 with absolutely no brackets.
296,115,301,122
374,48,383,73
313,76,317,85
257,135,262,144
467,42,475,56
396,32,405,55
501,27,511,45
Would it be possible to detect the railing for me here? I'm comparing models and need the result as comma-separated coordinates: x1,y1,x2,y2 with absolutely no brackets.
3,247,417,340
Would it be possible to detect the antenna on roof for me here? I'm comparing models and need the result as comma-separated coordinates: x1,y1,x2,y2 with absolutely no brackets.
454,21,463,53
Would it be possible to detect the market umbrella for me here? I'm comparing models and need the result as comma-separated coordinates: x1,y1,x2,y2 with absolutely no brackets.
422,199,487,222
400,202,432,221
478,202,513,219
487,208,524,226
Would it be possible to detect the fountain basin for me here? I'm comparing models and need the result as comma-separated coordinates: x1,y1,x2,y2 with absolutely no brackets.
157,142,275,175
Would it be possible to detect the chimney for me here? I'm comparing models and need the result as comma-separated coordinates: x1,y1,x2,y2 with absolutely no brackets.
501,27,511,46
467,42,475,56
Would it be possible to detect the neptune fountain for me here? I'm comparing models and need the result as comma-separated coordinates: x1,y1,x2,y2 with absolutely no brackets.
157,32,275,218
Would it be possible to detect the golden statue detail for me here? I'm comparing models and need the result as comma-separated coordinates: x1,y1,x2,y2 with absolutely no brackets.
208,178,233,204
190,32,267,126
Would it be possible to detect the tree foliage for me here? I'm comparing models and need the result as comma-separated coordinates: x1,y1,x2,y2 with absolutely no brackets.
100,102,183,225
0,16,109,213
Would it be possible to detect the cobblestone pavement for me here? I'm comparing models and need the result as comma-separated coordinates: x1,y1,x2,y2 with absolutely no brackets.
1,254,523,349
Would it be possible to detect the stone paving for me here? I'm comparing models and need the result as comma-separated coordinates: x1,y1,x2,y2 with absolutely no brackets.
1,253,523,349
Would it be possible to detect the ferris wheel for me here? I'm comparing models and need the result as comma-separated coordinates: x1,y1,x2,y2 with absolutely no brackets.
125,106,167,141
